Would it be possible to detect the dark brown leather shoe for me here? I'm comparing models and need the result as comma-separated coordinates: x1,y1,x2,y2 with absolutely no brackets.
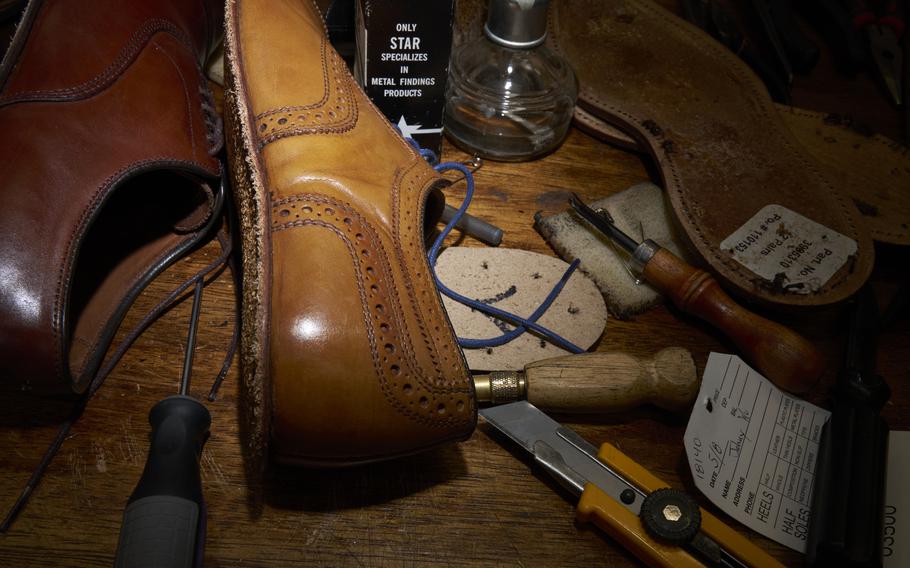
0,0,224,394
224,0,476,466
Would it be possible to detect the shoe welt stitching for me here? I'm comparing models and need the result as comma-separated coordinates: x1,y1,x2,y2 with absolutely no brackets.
390,161,468,388
0,18,195,107
254,44,358,146
271,191,471,400
272,200,467,426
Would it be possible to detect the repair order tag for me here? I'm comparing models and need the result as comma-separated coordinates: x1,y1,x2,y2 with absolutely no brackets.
720,204,857,294
684,353,831,552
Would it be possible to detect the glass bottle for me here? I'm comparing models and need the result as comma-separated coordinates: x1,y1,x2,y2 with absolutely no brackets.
443,0,577,161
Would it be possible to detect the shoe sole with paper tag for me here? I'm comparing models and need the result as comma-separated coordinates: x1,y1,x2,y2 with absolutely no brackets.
547,0,874,307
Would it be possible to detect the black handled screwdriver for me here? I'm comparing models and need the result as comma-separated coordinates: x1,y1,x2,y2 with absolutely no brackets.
114,279,211,568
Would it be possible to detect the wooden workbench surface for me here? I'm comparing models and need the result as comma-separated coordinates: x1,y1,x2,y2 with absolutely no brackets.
1,128,908,567
1,10,909,568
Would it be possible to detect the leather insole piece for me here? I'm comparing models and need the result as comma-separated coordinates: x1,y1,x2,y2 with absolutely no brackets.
435,247,607,371
551,0,873,307
574,105,910,246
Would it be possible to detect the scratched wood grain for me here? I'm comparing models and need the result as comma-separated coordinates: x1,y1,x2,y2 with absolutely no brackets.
1,7,909,567
1,121,908,566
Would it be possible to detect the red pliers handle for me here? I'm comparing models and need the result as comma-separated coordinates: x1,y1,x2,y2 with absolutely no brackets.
853,0,905,37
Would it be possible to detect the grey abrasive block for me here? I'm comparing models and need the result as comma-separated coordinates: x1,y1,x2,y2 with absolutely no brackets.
534,183,696,319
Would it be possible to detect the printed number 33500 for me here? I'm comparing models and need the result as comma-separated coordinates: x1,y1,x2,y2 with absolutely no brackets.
884,505,898,558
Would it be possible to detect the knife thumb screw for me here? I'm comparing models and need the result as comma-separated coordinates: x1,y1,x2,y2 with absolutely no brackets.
639,488,701,545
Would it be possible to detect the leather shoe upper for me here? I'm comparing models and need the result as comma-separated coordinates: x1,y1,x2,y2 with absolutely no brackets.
0,0,223,393
224,0,476,465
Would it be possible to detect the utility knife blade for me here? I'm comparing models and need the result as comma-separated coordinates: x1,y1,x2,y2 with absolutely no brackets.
480,401,784,568
480,401,645,511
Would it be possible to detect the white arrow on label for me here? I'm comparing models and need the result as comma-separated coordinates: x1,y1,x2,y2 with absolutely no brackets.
396,115,443,139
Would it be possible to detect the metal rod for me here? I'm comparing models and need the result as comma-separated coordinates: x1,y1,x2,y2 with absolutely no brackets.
568,193,640,253
441,204,504,246
180,278,204,396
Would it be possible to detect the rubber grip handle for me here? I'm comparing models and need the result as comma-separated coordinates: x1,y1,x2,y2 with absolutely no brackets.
115,496,199,568
128,397,210,501
642,249,824,393
115,396,210,567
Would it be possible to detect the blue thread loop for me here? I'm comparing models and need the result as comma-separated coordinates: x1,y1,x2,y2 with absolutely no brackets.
397,129,585,353
403,135,439,165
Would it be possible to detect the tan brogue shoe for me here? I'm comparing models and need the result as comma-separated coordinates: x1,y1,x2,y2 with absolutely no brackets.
224,0,476,466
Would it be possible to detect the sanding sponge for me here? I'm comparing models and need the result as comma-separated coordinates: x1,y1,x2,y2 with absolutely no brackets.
534,182,695,319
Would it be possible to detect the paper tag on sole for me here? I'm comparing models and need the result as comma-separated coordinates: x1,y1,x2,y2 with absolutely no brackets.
720,204,857,294
684,353,831,552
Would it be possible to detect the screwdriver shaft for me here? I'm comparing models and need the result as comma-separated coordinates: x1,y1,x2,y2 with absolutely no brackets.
180,279,204,396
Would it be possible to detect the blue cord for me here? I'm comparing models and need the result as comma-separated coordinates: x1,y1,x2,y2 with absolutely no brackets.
428,167,584,354
399,130,585,353
403,135,438,166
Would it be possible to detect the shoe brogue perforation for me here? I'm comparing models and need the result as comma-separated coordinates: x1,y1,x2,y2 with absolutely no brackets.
254,43,357,146
390,162,467,385
270,193,474,426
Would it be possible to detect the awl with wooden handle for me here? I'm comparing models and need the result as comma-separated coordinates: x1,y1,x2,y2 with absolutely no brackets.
569,194,825,393
473,347,698,413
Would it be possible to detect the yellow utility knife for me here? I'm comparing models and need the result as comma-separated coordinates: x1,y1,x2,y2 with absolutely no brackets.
480,401,784,568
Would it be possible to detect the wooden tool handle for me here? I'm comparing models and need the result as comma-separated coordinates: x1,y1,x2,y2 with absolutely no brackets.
642,249,824,393
524,348,698,413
